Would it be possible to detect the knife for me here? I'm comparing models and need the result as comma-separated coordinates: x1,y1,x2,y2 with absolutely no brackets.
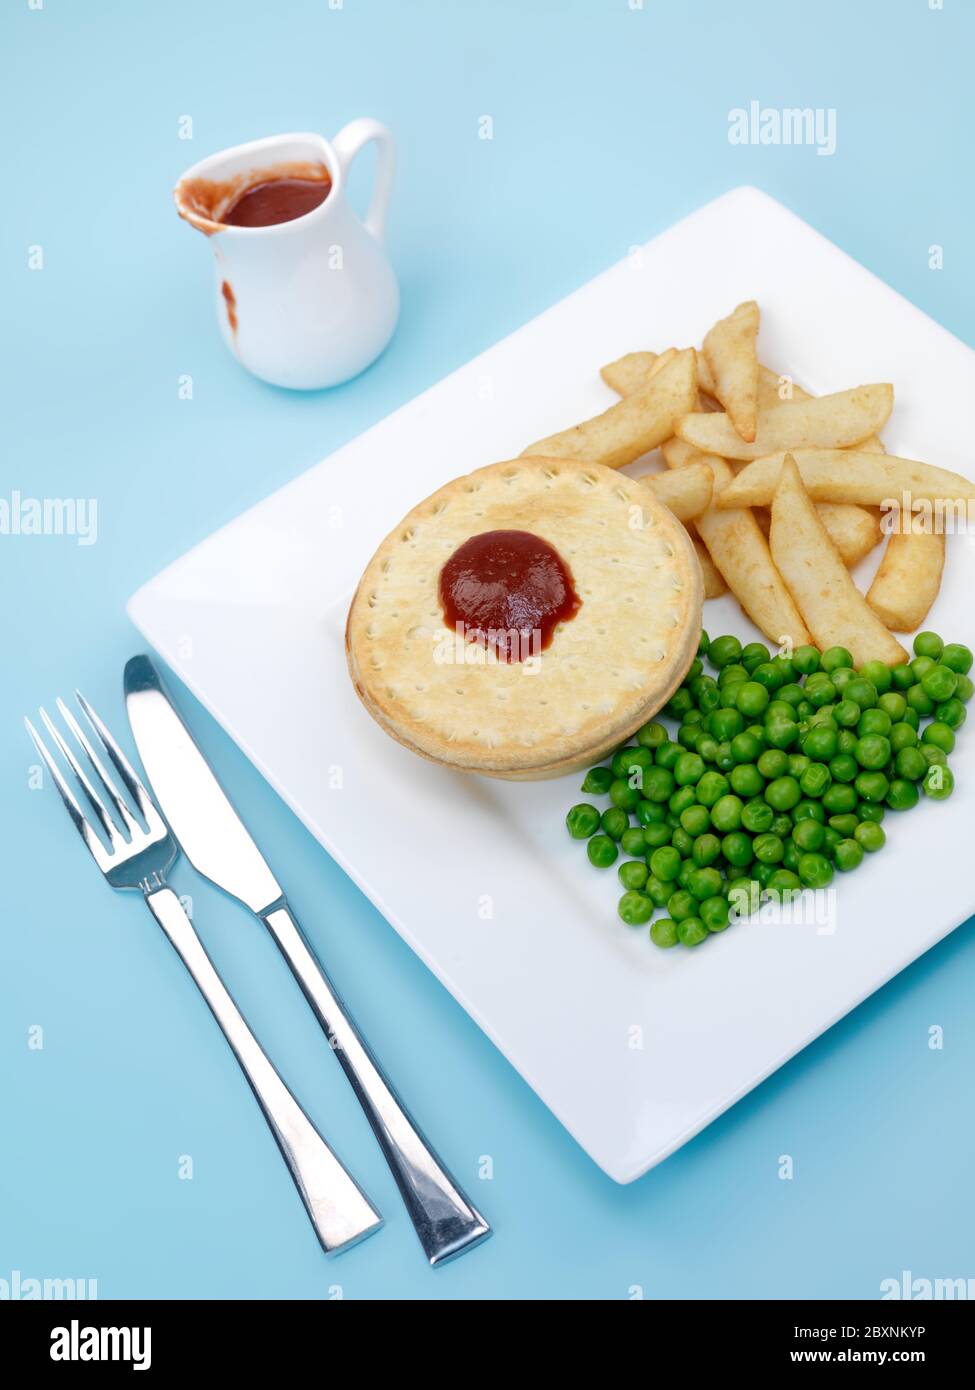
124,654,490,1266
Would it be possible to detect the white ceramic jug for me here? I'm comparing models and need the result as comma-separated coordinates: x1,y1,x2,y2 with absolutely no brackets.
174,123,398,390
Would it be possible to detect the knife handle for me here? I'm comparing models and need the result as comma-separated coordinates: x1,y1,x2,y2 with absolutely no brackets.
145,888,382,1255
262,903,491,1266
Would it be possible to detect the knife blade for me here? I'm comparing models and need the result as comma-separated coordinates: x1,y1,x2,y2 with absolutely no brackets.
124,655,282,914
123,653,491,1265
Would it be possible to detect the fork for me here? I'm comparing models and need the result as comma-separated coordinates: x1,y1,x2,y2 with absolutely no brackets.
25,691,382,1256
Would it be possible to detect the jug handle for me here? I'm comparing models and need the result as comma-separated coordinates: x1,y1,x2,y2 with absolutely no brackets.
332,119,395,244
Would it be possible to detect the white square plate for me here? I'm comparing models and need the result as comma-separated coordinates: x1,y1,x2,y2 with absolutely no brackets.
129,187,975,1182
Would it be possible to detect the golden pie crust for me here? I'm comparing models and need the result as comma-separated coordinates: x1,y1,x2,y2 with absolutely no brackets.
346,457,703,779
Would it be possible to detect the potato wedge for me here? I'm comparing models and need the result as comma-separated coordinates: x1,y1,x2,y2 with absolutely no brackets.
716,449,975,510
647,347,678,379
641,461,712,521
600,350,658,397
703,300,759,442
695,350,717,399
814,502,884,567
756,365,886,454
770,455,907,665
661,440,811,648
692,533,727,598
676,384,893,461
523,348,697,468
867,516,946,632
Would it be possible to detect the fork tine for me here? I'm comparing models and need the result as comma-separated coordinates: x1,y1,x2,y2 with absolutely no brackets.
39,706,120,849
57,696,141,840
72,690,166,836
25,717,109,867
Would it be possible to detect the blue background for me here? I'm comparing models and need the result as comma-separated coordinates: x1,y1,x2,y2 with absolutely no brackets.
2,0,973,1300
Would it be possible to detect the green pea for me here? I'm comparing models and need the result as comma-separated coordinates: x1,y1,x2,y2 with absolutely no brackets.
821,646,853,673
677,859,696,888
845,677,878,709
635,799,667,827
666,688,695,719
643,766,675,803
729,763,764,798
792,645,820,676
911,655,936,682
828,752,858,783
855,735,891,770
836,729,858,754
858,659,892,693
901,683,929,717
666,888,696,921
709,793,743,832
695,735,720,763
799,763,832,799
833,699,861,728
643,822,672,850
935,697,966,730
913,630,944,660
686,658,703,682
618,859,649,890
902,706,921,730
700,895,730,933
612,745,650,778
580,767,611,795
588,834,619,867
669,786,697,817
678,805,708,838
601,807,629,841
694,770,729,808
690,675,721,713
566,803,601,838
877,691,907,723
764,718,800,750
719,665,749,690
889,722,918,753
708,708,744,741
822,826,843,857
721,831,754,868
757,748,788,779
650,845,682,881
753,832,784,864
751,662,784,691
764,775,801,811
618,890,653,926
802,727,838,761
830,667,857,694
856,801,886,824
854,821,886,852
636,720,668,750
822,782,858,815
752,862,774,888
766,868,802,900
807,680,837,709
677,723,701,750
671,827,694,858
609,778,642,811
741,641,771,672
781,840,802,872
714,741,735,772
923,764,955,800
793,799,826,824
730,731,763,764
655,741,682,770
855,770,889,803
708,634,743,669
769,814,792,838
858,709,892,739
650,917,679,948
735,681,770,718
922,721,955,754
886,778,920,812
890,663,917,690
728,878,761,918
688,867,723,901
645,875,672,907
829,814,859,838
792,819,825,852
677,916,708,947
741,799,774,834
620,827,648,857
771,656,797,684
776,683,806,708
834,838,864,872
798,852,834,888
942,643,974,675
692,833,722,868
922,666,958,703
921,744,948,769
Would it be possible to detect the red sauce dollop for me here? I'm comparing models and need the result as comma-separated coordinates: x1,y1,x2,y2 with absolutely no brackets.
439,529,580,663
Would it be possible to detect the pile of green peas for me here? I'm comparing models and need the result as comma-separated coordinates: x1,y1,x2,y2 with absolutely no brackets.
565,629,971,949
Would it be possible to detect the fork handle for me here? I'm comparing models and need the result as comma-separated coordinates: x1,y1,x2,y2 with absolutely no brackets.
144,888,382,1255
262,903,490,1265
